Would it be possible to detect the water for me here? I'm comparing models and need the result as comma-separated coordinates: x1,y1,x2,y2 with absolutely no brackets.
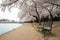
0,23,22,35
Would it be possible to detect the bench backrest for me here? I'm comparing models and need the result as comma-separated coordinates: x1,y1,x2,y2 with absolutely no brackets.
43,21,53,27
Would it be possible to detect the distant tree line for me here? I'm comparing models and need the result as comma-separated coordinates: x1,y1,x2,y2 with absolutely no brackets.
0,19,10,21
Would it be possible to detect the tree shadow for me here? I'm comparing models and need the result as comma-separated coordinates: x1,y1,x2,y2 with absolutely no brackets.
38,29,56,40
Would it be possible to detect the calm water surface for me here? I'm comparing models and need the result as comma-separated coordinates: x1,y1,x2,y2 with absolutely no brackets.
0,23,22,35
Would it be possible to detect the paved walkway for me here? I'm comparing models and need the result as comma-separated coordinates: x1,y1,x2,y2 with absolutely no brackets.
0,23,44,40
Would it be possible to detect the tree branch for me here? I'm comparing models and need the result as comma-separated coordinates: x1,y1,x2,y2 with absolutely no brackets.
47,1,60,7
38,2,53,20
32,0,41,24
1,0,19,6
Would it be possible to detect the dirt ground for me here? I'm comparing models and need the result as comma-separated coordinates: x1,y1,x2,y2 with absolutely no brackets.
0,21,60,40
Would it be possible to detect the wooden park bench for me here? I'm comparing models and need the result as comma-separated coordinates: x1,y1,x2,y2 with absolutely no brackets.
36,21,53,37
40,21,53,37
42,21,53,32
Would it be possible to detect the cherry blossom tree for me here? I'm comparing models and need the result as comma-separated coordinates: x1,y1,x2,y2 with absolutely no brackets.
0,0,60,22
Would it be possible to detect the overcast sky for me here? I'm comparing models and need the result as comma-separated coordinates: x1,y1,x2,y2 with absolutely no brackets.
0,0,21,21
0,7,20,21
